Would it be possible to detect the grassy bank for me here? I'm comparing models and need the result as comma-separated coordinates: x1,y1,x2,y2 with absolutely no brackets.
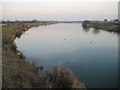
82,20,120,32
2,22,86,88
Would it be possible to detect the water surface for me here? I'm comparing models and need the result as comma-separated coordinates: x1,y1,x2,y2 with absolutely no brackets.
15,23,118,88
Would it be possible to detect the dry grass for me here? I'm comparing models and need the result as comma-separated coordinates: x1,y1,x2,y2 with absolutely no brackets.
9,43,17,52
24,66,86,88
2,23,86,88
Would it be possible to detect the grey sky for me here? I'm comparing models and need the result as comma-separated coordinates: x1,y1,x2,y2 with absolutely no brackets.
1,0,118,21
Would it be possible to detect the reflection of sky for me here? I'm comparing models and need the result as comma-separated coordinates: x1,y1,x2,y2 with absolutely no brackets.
15,23,118,59
15,23,118,88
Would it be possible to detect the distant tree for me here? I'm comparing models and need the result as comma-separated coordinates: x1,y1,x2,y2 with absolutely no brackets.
31,19,38,23
82,20,91,27
6,20,10,25
104,19,107,22
15,20,20,24
113,19,118,22
2,20,6,24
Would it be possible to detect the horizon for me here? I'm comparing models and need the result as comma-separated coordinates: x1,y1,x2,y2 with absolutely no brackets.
1,0,119,21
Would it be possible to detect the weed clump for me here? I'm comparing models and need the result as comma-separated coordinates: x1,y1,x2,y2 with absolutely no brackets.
32,66,86,88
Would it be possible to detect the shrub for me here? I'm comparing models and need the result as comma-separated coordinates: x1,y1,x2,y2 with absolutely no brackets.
82,20,91,27
32,66,86,88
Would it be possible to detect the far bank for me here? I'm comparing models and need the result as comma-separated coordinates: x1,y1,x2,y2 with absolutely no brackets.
82,20,120,32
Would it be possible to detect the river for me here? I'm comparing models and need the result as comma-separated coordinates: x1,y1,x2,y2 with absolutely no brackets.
15,23,118,88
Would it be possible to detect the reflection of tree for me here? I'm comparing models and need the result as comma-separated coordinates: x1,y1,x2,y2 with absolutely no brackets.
102,29,120,36
92,28,100,35
82,26,90,32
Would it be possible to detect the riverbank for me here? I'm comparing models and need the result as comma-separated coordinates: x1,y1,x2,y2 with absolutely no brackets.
2,22,86,88
82,20,120,32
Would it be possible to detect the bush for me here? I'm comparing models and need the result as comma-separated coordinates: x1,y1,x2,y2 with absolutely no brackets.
32,66,86,88
82,20,91,27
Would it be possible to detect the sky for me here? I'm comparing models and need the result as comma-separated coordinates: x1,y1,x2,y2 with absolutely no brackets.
0,0,119,21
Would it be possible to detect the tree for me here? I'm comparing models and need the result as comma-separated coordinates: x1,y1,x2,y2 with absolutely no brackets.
6,20,10,25
104,19,107,22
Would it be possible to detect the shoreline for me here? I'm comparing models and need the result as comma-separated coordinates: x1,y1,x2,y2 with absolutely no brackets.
82,20,120,32
2,22,86,88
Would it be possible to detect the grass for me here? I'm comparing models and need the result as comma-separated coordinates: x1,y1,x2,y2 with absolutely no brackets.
82,20,119,32
9,43,17,52
2,24,19,32
32,66,86,88
2,49,33,88
2,23,86,88
2,23,42,44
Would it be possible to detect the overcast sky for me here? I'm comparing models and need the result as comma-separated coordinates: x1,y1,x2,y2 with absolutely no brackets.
1,0,119,21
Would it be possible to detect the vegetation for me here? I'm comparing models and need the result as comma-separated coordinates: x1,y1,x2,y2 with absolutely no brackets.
2,22,86,88
82,20,120,32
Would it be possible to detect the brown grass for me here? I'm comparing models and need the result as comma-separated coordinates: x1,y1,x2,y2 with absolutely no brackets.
9,43,17,52
2,23,86,88
25,66,86,88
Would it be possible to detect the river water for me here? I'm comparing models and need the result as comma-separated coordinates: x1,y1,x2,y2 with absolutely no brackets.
15,23,118,88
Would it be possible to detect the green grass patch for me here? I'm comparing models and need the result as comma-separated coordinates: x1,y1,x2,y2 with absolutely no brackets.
2,24,22,33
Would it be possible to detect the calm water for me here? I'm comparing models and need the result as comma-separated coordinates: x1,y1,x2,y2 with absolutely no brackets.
15,23,118,88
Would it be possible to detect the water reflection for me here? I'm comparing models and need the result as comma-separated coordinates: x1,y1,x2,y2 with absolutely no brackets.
100,30,120,36
82,26,90,32
92,28,100,35
15,23,118,88
82,25,119,36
